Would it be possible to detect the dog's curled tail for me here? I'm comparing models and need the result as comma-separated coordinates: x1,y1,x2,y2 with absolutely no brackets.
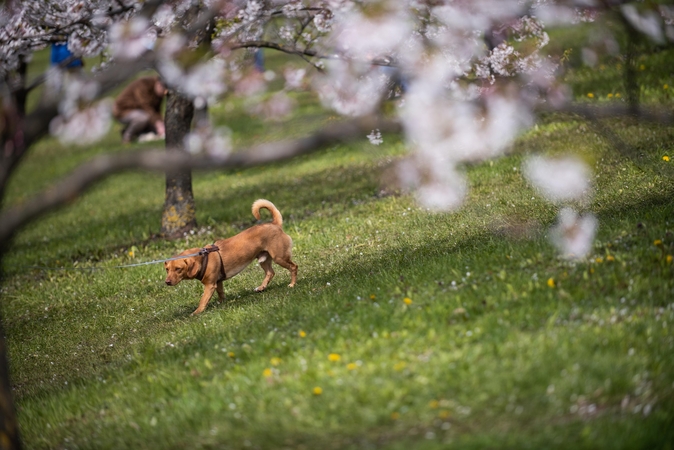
252,199,283,227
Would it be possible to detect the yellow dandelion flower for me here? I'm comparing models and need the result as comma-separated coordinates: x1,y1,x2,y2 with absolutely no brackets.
403,297,412,305
298,330,307,338
393,362,407,371
606,255,615,262
312,386,323,395
270,357,281,366
607,93,613,98
595,257,604,264
639,64,646,71
666,255,673,264
587,92,594,98
347,362,357,370
263,368,272,377
390,412,400,420
369,294,376,300
227,352,235,358
439,410,451,419
547,278,555,288
654,239,663,247
663,155,671,162
429,400,439,409
328,353,341,362
664,84,669,90
615,93,622,98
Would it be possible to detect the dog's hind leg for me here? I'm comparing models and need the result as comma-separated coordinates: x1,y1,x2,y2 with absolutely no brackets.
216,280,225,304
255,252,275,292
271,255,297,288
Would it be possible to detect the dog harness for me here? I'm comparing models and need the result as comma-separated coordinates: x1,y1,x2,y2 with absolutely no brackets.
195,244,227,282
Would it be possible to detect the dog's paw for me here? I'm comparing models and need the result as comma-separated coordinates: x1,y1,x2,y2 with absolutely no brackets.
254,286,266,292
288,283,295,288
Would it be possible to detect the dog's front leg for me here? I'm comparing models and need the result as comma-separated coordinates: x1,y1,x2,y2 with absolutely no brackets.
192,283,216,315
216,281,225,304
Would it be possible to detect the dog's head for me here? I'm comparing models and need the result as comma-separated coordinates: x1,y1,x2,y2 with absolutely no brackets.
164,249,202,286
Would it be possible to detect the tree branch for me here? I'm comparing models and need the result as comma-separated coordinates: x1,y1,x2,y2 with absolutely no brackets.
0,116,400,244
232,40,322,60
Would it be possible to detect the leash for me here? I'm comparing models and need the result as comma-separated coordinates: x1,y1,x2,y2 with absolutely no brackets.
12,245,220,272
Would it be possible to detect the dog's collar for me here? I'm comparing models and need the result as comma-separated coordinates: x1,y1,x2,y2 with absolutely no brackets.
196,245,219,281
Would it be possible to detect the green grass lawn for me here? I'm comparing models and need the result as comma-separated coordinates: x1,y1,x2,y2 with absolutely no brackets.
2,45,674,449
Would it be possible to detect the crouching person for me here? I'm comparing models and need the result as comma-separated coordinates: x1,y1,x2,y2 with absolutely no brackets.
113,76,167,143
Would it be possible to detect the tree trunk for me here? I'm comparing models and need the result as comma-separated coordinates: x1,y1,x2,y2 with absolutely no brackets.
0,309,22,450
14,58,28,117
161,90,197,238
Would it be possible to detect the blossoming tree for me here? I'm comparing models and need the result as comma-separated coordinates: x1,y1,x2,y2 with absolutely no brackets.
1,0,673,447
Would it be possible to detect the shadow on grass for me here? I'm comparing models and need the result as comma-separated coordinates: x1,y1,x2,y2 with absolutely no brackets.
8,181,674,405
3,156,389,272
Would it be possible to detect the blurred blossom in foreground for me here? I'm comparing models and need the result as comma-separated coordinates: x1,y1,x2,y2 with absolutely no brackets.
524,155,592,203
248,92,296,121
283,67,306,91
621,4,665,44
182,58,228,106
184,125,232,159
415,167,468,212
367,129,383,146
403,81,532,164
108,17,155,60
330,5,411,60
58,77,101,118
50,100,112,146
397,158,467,212
551,208,598,259
315,60,388,116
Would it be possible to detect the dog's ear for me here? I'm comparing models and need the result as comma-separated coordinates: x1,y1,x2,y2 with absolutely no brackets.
185,258,201,279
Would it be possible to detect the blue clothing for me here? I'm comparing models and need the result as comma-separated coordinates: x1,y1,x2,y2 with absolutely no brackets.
50,42,83,68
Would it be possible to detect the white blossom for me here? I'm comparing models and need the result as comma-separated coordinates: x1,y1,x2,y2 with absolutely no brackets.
621,4,665,44
248,92,296,121
108,17,155,60
50,100,112,146
330,6,411,60
315,60,388,117
184,124,232,158
2,0,670,263
551,208,598,259
313,10,333,33
367,129,383,146
524,156,592,203
160,57,228,105
283,67,306,90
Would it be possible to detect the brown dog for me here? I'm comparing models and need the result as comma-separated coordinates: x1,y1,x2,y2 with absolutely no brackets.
164,199,298,315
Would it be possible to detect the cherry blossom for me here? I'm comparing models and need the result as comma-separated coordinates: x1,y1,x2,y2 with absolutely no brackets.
551,208,598,259
2,0,673,258
524,155,592,203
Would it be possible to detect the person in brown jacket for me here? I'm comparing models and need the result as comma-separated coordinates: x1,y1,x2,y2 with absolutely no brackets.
113,76,167,143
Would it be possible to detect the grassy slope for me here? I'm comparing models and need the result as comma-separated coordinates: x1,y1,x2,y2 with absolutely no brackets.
2,44,674,449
